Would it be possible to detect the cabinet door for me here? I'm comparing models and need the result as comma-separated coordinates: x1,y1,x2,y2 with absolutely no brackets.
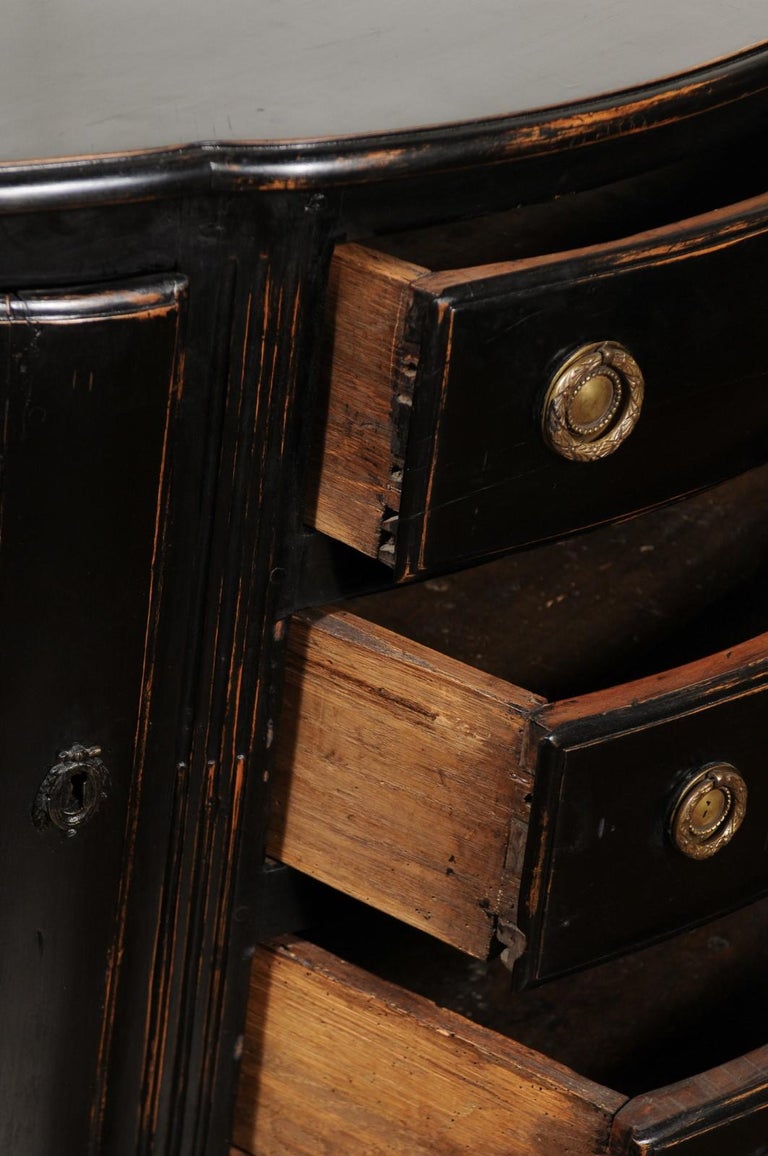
0,277,186,1155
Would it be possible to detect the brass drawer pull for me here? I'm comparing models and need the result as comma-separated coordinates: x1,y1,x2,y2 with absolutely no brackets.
669,763,747,859
542,340,644,461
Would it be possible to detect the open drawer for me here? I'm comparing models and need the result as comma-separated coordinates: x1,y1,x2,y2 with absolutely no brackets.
306,191,768,579
269,471,768,985
232,919,768,1155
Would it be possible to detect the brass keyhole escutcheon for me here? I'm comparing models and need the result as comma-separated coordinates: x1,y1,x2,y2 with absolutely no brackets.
541,340,644,461
32,744,109,837
669,763,747,860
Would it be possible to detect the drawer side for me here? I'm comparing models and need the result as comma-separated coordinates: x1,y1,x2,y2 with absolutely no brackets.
268,608,541,958
233,938,624,1155
306,244,427,560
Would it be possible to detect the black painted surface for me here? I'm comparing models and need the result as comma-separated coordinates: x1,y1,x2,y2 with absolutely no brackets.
256,861,336,941
0,202,180,289
621,1103,768,1155
0,279,183,1154
82,192,338,1156
2,21,768,1155
520,670,768,986
90,198,238,1156
615,1086,768,1151
397,196,768,577
0,39,766,217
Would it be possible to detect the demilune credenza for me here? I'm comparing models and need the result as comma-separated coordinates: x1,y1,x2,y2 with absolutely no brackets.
3,4,768,1153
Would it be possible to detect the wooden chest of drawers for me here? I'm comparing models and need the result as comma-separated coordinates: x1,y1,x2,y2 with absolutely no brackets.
3,5,768,1153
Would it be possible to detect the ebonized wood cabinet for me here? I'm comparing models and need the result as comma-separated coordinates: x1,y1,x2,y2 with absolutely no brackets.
2,6,768,1153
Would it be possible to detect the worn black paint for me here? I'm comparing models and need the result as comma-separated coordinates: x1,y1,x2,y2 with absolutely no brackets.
397,197,768,577
519,664,768,987
0,279,183,1154
0,42,767,216
3,31,768,1156
613,1073,768,1154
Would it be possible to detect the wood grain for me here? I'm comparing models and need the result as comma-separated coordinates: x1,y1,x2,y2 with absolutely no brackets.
413,187,768,297
541,626,768,732
347,464,768,702
267,608,542,958
232,937,624,1156
307,243,427,559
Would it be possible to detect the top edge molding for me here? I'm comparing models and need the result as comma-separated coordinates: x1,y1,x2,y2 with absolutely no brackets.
0,39,766,212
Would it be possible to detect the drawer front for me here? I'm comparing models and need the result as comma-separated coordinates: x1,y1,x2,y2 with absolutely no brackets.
310,196,768,578
271,608,768,987
611,1046,768,1155
522,636,768,985
268,608,542,960
0,277,185,1154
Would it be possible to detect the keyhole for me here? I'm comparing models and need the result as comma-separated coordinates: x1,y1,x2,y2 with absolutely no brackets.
63,771,89,816
32,746,109,835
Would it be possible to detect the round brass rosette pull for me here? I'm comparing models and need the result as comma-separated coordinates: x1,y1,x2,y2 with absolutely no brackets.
669,763,747,860
542,340,644,461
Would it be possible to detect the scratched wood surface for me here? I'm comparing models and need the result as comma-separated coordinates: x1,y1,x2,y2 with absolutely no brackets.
306,244,427,558
268,608,541,957
307,894,768,1102
234,901,768,1153
345,461,768,702
232,937,624,1156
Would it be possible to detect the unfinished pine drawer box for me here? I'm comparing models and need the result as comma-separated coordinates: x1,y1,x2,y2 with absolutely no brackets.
269,599,768,986
233,937,768,1156
307,195,768,578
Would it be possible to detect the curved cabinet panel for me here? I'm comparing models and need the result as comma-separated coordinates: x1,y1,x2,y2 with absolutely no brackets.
0,276,186,1155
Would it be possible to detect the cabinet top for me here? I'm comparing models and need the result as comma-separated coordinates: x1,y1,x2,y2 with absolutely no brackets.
1,1,767,201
